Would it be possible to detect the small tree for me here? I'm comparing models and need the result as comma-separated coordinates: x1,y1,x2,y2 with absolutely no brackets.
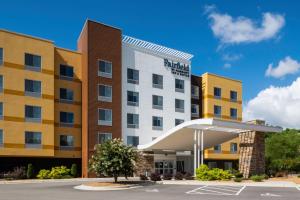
71,164,78,177
26,163,34,179
89,138,138,183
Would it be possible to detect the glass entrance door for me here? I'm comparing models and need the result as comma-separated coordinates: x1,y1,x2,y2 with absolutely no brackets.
155,161,174,175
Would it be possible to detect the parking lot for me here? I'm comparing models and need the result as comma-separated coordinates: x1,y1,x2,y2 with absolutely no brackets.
0,181,299,200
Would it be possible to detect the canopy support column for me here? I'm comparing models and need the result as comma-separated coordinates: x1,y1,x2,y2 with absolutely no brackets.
201,130,204,165
193,130,197,176
197,130,200,168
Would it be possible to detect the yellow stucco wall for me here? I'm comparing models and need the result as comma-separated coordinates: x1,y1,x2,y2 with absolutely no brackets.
54,48,82,158
0,30,55,156
202,73,242,160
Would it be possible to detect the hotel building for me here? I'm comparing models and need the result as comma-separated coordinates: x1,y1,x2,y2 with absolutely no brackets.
0,20,245,177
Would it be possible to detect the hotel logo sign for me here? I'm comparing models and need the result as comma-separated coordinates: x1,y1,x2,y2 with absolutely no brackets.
164,59,190,77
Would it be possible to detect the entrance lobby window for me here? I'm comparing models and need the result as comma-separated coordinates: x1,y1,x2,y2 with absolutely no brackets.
155,161,174,175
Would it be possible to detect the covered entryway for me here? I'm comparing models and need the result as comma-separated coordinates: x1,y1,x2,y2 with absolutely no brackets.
138,118,282,178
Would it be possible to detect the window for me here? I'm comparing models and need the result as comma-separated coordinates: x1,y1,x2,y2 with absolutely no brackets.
98,109,112,126
25,131,41,148
127,113,139,128
127,91,139,106
60,88,74,102
25,53,41,71
175,119,184,126
60,135,74,149
60,112,74,125
0,48,3,65
191,104,199,117
98,84,112,102
127,136,139,147
191,85,199,99
25,79,41,97
175,99,184,113
0,129,3,147
230,108,238,119
127,68,139,84
224,162,233,170
25,105,41,122
214,144,221,153
230,90,238,102
175,79,184,93
152,116,163,130
152,74,163,89
230,143,238,153
0,102,3,120
60,65,74,80
0,75,2,92
98,132,112,144
152,95,163,110
214,87,221,99
214,105,221,118
208,162,217,169
98,60,112,78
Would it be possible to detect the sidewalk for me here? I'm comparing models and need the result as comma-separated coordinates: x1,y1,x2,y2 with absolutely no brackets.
160,180,300,188
0,177,140,184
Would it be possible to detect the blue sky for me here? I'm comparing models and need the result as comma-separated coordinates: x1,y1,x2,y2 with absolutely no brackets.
1,0,300,127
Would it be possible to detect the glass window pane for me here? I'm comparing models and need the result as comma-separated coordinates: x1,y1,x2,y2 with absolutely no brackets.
25,53,41,68
60,65,74,77
25,131,41,144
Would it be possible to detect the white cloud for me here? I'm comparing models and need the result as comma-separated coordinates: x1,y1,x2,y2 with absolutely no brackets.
222,53,243,62
206,6,285,44
243,77,300,128
223,63,232,69
265,56,300,78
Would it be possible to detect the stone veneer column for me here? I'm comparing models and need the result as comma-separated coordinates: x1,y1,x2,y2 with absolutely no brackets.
135,152,154,176
239,130,265,178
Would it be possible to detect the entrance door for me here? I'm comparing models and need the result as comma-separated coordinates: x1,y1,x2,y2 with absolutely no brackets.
155,161,174,175
176,160,184,173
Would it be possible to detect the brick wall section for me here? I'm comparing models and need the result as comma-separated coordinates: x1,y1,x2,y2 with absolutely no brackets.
135,153,154,176
239,131,265,178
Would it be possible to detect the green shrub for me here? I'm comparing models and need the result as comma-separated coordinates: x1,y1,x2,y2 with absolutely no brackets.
163,173,173,180
48,166,71,179
174,172,183,180
4,167,26,180
233,177,243,182
139,174,148,181
70,164,77,178
183,172,194,180
150,173,161,181
250,175,264,182
196,164,232,181
37,169,50,179
26,163,34,179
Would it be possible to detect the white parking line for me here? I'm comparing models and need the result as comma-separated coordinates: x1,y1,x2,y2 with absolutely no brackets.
186,185,246,196
236,185,246,195
296,186,300,191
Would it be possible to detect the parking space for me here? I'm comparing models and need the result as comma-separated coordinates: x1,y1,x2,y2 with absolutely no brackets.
186,185,246,195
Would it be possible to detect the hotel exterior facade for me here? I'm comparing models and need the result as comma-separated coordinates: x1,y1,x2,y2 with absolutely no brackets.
0,20,243,177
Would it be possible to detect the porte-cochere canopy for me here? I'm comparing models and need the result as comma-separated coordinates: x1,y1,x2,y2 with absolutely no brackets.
138,118,282,151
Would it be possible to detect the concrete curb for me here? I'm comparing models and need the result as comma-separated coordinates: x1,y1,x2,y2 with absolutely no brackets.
73,184,143,191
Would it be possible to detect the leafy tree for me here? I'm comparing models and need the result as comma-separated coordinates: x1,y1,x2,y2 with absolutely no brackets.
266,129,300,173
89,138,138,183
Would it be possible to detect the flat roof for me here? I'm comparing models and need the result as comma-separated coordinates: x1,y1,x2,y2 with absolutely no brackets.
138,118,282,151
202,72,242,83
0,29,53,43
